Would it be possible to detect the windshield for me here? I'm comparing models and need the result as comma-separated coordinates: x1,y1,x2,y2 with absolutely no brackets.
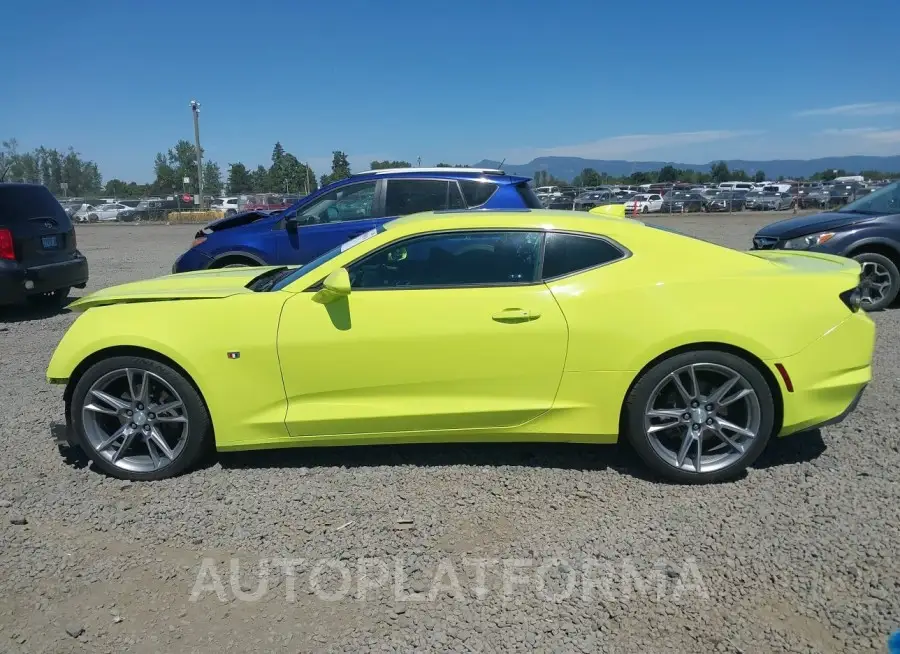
838,181,900,215
270,225,386,292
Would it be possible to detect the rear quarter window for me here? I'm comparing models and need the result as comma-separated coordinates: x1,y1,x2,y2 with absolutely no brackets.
0,185,68,224
459,180,499,207
541,232,624,279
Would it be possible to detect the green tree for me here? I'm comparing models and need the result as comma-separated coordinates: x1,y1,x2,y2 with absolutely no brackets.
251,165,269,192
203,161,223,195
227,163,253,193
267,143,316,194
370,160,411,170
0,138,18,182
152,139,201,193
320,151,351,187
436,162,470,168
657,165,678,183
572,167,604,187
710,160,730,184
753,170,766,183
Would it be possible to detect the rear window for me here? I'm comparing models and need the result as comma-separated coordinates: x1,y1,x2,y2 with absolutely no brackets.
541,232,624,279
515,182,543,209
0,185,67,223
459,180,498,207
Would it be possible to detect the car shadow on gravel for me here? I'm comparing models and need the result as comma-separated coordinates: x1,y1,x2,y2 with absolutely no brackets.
0,298,74,324
217,430,827,482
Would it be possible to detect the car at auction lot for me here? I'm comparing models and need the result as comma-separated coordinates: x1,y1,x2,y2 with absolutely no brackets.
704,190,747,213
752,180,900,311
659,191,705,213
49,209,873,484
754,192,795,211
621,193,663,214
0,183,89,307
171,168,543,272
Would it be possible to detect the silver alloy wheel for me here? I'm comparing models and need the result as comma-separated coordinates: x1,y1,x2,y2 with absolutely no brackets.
82,368,189,473
643,363,761,474
859,261,893,307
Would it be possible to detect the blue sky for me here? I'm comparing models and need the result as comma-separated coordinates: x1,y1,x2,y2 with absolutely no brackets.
4,0,899,182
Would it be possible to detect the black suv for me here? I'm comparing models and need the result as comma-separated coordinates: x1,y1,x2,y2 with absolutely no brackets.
0,184,89,306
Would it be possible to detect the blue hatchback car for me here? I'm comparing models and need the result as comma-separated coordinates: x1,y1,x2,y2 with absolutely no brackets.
172,168,542,272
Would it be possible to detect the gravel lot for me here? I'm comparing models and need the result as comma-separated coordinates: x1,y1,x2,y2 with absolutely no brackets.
1,213,898,653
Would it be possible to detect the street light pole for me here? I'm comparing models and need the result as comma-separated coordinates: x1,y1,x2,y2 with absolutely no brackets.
190,100,203,206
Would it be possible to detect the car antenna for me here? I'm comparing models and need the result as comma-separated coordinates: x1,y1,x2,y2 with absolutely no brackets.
497,157,506,168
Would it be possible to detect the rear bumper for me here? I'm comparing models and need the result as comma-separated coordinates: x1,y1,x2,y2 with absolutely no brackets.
773,311,875,436
0,255,89,304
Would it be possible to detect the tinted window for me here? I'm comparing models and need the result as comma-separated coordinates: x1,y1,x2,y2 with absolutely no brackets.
0,185,68,224
459,180,499,207
349,230,542,289
294,181,376,224
385,179,464,216
541,232,623,279
515,182,543,208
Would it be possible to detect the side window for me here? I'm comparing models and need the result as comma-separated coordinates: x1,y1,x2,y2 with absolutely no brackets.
459,180,499,207
541,232,624,280
349,230,542,289
295,181,377,224
384,179,462,216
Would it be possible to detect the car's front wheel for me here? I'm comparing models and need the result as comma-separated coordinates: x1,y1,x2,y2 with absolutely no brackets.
853,252,900,311
71,355,211,481
624,350,775,483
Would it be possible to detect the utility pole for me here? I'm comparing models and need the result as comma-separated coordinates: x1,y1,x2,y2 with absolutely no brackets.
190,100,203,207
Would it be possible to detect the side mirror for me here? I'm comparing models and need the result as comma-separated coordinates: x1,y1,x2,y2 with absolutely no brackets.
285,216,299,231
312,268,351,304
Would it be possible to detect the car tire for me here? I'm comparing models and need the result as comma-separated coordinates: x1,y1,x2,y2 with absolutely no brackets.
641,206,649,214
71,355,212,481
88,214,99,223
225,209,237,217
623,350,775,484
852,252,900,312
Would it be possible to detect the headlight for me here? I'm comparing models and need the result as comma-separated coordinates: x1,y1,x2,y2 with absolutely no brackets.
782,232,835,250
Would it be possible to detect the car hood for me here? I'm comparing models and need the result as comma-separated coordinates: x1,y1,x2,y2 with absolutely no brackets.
68,266,283,311
754,211,875,239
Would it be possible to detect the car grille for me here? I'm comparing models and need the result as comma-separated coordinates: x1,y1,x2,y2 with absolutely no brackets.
752,236,779,250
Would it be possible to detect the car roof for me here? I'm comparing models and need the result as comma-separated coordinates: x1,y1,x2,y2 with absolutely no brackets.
345,168,529,184
383,208,649,238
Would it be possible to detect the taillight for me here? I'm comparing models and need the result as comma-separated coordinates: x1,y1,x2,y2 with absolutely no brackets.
0,228,15,261
192,236,207,248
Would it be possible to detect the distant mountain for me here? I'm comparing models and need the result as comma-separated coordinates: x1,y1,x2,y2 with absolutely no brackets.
473,155,900,181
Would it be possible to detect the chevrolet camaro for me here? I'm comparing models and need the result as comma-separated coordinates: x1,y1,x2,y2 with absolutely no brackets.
47,210,875,483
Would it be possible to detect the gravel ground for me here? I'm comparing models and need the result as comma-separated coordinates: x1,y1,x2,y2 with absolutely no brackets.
1,212,898,653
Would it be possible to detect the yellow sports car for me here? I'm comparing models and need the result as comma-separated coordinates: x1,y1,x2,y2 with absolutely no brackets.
47,210,875,483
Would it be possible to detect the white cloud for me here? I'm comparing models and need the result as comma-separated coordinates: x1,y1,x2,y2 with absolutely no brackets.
794,102,900,117
822,127,900,143
507,130,758,161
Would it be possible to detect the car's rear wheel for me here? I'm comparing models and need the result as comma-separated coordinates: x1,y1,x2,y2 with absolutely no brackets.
624,350,775,483
71,356,211,481
853,252,900,311
88,214,98,223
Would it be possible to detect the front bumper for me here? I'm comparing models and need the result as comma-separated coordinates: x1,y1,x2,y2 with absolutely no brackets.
172,248,213,273
0,255,89,304
773,310,874,436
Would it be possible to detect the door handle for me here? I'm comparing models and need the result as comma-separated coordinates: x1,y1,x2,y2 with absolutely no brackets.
492,308,541,323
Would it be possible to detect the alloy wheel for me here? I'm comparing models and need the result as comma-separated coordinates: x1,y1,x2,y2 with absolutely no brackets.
859,261,893,308
81,368,189,473
643,363,761,474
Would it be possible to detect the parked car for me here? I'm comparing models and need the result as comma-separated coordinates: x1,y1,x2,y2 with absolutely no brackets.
827,183,865,208
743,191,763,210
621,193,663,214
798,187,828,209
49,209,874,483
705,190,746,212
751,180,900,310
573,191,614,211
240,193,303,212
659,192,705,213
754,192,795,211
0,183,89,307
172,168,543,272
118,197,191,222
85,203,132,222
211,197,240,216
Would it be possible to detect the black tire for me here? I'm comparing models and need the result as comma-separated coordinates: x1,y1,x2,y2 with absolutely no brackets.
852,252,900,311
225,209,237,217
71,355,211,481
623,350,775,484
88,214,99,223
641,205,649,214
